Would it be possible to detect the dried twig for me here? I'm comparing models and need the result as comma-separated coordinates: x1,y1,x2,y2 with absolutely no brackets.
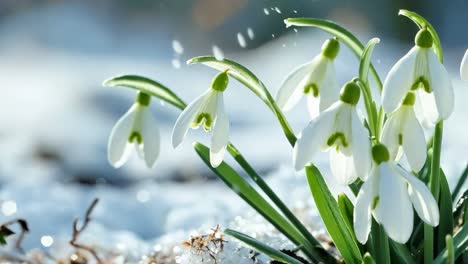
1,218,29,253
69,198,103,264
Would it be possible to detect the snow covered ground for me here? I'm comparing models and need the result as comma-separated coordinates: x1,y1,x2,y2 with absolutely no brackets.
0,6,467,263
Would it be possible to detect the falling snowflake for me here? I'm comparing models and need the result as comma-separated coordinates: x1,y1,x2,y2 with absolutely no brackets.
247,28,255,40
237,33,247,48
172,40,184,54
212,45,225,61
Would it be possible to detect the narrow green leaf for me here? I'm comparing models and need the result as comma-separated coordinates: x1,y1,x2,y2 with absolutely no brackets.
284,18,382,91
103,75,186,110
225,229,304,264
362,253,376,264
305,165,362,264
444,235,455,264
193,142,319,261
337,194,355,238
452,164,468,201
436,170,454,253
433,226,468,264
187,56,269,102
390,241,416,264
359,38,380,84
398,9,443,63
370,222,391,264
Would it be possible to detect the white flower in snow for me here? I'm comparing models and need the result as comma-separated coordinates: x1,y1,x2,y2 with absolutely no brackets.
172,71,230,167
353,144,439,244
108,92,160,168
293,81,371,185
382,28,454,126
461,49,468,80
381,92,426,172
276,38,340,118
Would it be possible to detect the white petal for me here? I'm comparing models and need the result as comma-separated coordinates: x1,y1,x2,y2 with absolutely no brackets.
378,163,414,243
380,109,402,161
293,105,337,170
402,109,426,171
210,95,229,167
108,105,137,168
415,90,439,127
329,148,357,185
428,51,454,120
353,175,376,244
394,165,439,226
382,47,418,114
276,57,319,110
306,95,320,119
461,49,468,80
351,108,371,180
172,91,209,148
318,61,340,112
141,108,160,168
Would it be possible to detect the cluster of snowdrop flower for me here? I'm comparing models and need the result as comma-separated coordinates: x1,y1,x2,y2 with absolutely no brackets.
106,14,467,261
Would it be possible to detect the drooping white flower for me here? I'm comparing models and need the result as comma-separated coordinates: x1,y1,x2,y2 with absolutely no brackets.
382,28,454,126
276,38,340,118
353,144,439,244
172,71,230,167
293,81,371,184
108,92,160,168
381,92,426,172
461,49,468,80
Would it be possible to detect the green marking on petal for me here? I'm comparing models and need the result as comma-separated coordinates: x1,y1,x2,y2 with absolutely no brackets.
402,92,416,106
128,131,143,144
192,113,213,131
411,76,431,93
371,196,380,210
398,133,403,146
327,132,348,148
303,83,319,97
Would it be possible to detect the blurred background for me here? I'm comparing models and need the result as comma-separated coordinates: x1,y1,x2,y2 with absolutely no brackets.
0,0,467,257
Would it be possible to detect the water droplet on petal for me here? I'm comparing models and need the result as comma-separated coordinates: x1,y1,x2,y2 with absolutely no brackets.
247,28,255,40
172,40,184,55
237,32,247,48
171,58,181,69
1,200,17,216
41,236,54,247
263,8,270,15
212,45,224,61
274,7,282,14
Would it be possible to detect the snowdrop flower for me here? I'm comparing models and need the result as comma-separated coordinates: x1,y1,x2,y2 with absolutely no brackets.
353,144,439,244
382,28,454,126
293,81,371,184
108,92,160,168
461,49,468,80
172,71,230,167
276,38,340,118
381,92,426,172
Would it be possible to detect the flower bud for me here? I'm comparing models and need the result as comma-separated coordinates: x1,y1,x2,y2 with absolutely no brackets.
211,70,229,92
415,28,433,48
340,81,360,105
321,38,340,60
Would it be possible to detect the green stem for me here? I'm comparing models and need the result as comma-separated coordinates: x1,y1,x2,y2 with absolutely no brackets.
264,91,297,146
226,143,326,261
425,121,444,264
371,222,391,264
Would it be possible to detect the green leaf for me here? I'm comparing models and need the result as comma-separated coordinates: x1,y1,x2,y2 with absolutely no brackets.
359,38,380,85
398,9,444,63
103,75,186,110
452,164,468,201
436,170,454,254
284,18,382,91
305,164,362,264
444,235,455,264
433,225,468,264
194,142,322,262
187,56,270,103
0,226,15,246
370,222,390,264
362,253,376,264
225,229,304,264
390,241,416,264
337,193,355,237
